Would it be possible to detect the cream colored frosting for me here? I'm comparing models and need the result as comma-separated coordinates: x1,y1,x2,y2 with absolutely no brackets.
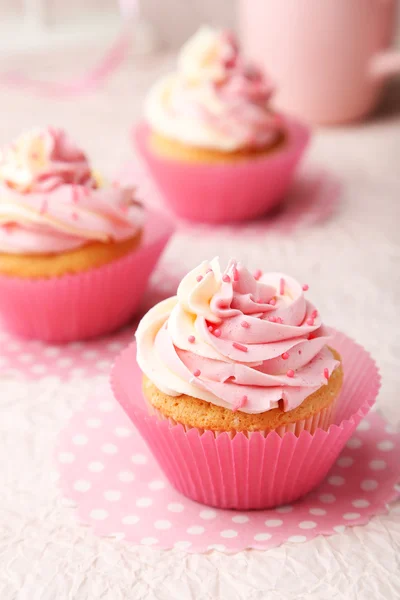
136,258,339,415
145,26,281,152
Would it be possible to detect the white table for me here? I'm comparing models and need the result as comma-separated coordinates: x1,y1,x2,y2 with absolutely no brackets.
0,46,399,599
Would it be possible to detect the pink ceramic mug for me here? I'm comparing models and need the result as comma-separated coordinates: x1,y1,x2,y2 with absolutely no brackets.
239,0,400,124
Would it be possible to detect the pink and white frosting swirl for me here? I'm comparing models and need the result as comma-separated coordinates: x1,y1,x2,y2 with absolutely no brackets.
0,128,144,254
0,127,93,193
136,258,340,415
145,26,282,152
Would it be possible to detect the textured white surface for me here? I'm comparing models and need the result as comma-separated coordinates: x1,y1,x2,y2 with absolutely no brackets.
0,48,400,599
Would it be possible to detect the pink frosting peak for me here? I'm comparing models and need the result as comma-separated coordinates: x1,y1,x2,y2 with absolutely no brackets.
0,127,94,193
136,258,340,415
145,26,281,151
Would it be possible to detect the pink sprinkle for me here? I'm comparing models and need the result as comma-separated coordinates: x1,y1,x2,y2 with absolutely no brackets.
302,284,309,291
306,317,314,326
196,275,203,282
276,317,284,324
269,316,277,323
206,268,213,274
280,278,285,295
39,199,48,215
213,329,221,337
222,274,231,283
282,352,289,360
208,326,214,332
311,310,318,319
287,369,295,378
233,267,239,282
193,369,201,377
324,368,329,380
72,185,79,203
233,395,248,413
253,269,262,281
269,298,276,306
188,335,195,343
72,212,79,220
241,321,250,328
233,342,248,352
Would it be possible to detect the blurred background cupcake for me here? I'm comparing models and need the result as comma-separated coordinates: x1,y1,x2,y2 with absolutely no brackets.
134,26,310,223
0,127,172,342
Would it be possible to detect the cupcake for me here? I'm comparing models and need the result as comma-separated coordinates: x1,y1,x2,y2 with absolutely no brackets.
113,258,379,509
134,26,310,222
0,127,173,342
136,258,343,436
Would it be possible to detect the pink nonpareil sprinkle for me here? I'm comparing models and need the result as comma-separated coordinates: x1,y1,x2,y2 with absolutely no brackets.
222,274,231,283
253,269,262,281
208,326,214,332
306,317,314,326
279,278,285,295
287,369,295,378
188,335,195,344
302,284,309,291
232,342,248,352
276,317,284,324
193,369,201,377
269,298,276,306
233,395,248,413
324,368,329,380
269,316,277,323
282,352,289,360
213,329,221,337
241,321,250,328
311,310,318,319
196,275,203,282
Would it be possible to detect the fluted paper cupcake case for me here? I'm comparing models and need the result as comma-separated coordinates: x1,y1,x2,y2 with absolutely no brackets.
133,118,310,224
111,331,380,510
0,210,174,343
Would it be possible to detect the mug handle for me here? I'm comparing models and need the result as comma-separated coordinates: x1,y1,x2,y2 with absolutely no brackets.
369,50,400,79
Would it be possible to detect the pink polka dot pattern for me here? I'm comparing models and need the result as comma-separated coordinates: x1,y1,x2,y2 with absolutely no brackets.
56,389,400,553
0,266,180,381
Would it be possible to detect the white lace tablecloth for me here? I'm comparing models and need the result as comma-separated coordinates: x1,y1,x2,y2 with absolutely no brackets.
0,47,399,599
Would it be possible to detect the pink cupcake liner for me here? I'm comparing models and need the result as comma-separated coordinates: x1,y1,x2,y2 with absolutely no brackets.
0,211,174,343
133,119,310,224
111,331,380,510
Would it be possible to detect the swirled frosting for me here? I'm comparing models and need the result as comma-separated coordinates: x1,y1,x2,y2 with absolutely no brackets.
0,128,144,254
145,26,282,152
136,258,340,415
0,127,93,193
